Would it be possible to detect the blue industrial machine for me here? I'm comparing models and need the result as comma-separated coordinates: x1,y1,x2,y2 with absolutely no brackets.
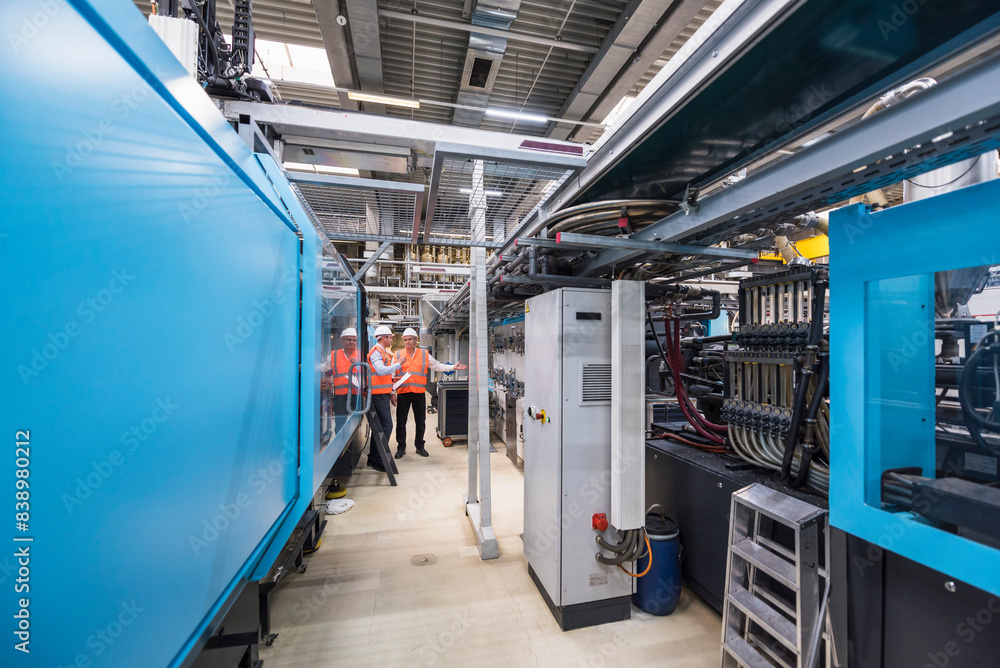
1,0,366,665
829,173,1000,664
830,178,1000,595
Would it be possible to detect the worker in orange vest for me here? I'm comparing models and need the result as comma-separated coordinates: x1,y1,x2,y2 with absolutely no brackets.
366,325,401,472
393,328,467,459
329,327,361,425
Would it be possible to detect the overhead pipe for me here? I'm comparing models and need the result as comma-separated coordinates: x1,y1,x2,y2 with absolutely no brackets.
849,77,937,206
499,274,611,288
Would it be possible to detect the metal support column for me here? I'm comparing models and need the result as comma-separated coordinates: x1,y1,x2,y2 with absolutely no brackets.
465,246,499,559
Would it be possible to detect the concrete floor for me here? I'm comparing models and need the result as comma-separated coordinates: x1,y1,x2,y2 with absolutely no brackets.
260,411,722,667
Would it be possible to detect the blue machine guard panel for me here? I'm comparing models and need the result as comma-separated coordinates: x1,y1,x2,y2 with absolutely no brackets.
1,1,303,665
830,177,1000,596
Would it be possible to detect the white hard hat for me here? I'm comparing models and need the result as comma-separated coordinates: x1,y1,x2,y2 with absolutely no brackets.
402,328,418,338
341,327,357,338
374,325,392,337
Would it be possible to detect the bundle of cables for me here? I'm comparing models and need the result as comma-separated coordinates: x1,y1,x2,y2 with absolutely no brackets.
647,311,729,453
595,527,652,578
959,326,1000,455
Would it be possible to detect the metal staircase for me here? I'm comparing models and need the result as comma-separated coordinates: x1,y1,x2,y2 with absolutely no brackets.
721,484,829,668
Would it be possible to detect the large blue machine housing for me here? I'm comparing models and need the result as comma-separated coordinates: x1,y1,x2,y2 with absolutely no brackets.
0,1,364,665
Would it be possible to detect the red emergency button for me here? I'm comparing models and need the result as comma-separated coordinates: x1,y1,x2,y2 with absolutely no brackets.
592,513,608,532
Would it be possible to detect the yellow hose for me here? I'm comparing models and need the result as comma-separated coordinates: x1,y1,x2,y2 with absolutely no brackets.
619,530,654,578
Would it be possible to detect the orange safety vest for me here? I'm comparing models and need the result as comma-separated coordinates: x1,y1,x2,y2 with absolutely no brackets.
394,348,428,394
368,345,394,395
331,349,359,395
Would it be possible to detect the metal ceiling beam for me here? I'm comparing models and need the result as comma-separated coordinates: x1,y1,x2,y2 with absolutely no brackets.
285,170,425,193
317,232,501,248
547,0,708,141
345,0,387,114
311,0,360,110
378,8,598,54
653,258,760,284
573,51,1000,276
218,100,584,156
235,117,279,164
554,231,757,259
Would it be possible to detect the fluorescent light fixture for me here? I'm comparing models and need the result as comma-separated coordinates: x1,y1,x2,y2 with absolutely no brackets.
314,165,361,176
459,188,502,197
484,108,549,124
283,162,360,177
347,91,420,108
283,161,317,172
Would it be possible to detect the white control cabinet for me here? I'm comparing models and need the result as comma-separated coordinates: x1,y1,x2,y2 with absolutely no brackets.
523,288,633,630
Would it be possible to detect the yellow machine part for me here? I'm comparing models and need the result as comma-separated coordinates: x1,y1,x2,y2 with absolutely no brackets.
759,234,829,262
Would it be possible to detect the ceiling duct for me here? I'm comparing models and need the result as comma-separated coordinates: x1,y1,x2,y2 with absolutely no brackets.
452,0,521,127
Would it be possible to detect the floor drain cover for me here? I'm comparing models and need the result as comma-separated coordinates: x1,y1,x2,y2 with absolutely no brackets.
410,554,438,566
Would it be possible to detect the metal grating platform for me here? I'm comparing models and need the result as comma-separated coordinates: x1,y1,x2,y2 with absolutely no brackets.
288,172,423,244
422,143,585,246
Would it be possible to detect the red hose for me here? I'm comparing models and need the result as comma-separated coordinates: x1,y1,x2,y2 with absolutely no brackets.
656,432,728,453
664,317,725,445
673,317,729,433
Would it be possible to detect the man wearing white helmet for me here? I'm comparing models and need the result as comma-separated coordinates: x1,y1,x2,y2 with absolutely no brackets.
328,327,361,425
392,327,467,458
366,325,400,472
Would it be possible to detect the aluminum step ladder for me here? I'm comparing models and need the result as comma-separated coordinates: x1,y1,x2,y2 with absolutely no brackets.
721,484,829,668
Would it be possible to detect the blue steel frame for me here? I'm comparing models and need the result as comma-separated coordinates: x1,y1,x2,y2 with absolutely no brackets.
0,0,364,665
830,176,1000,596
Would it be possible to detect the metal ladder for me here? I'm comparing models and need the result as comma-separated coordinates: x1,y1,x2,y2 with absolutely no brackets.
721,484,829,668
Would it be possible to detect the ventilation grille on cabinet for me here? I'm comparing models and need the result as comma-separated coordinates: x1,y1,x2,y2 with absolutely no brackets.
581,363,612,403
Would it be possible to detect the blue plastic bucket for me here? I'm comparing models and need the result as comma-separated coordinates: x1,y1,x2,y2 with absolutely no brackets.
633,510,682,615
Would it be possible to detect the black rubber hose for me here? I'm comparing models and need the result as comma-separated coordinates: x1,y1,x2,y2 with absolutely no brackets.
780,282,827,479
647,310,672,375
960,332,1000,430
959,331,1000,454
791,355,829,488
808,281,828,347
803,355,830,427
186,0,220,80
782,367,814,479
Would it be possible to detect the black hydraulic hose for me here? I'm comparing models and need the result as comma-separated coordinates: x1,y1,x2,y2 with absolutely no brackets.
959,331,1000,453
676,291,721,321
780,282,827,480
782,367,813,480
803,355,830,427
693,334,734,345
187,0,220,80
647,310,671,374
808,281,828,347
791,355,829,489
